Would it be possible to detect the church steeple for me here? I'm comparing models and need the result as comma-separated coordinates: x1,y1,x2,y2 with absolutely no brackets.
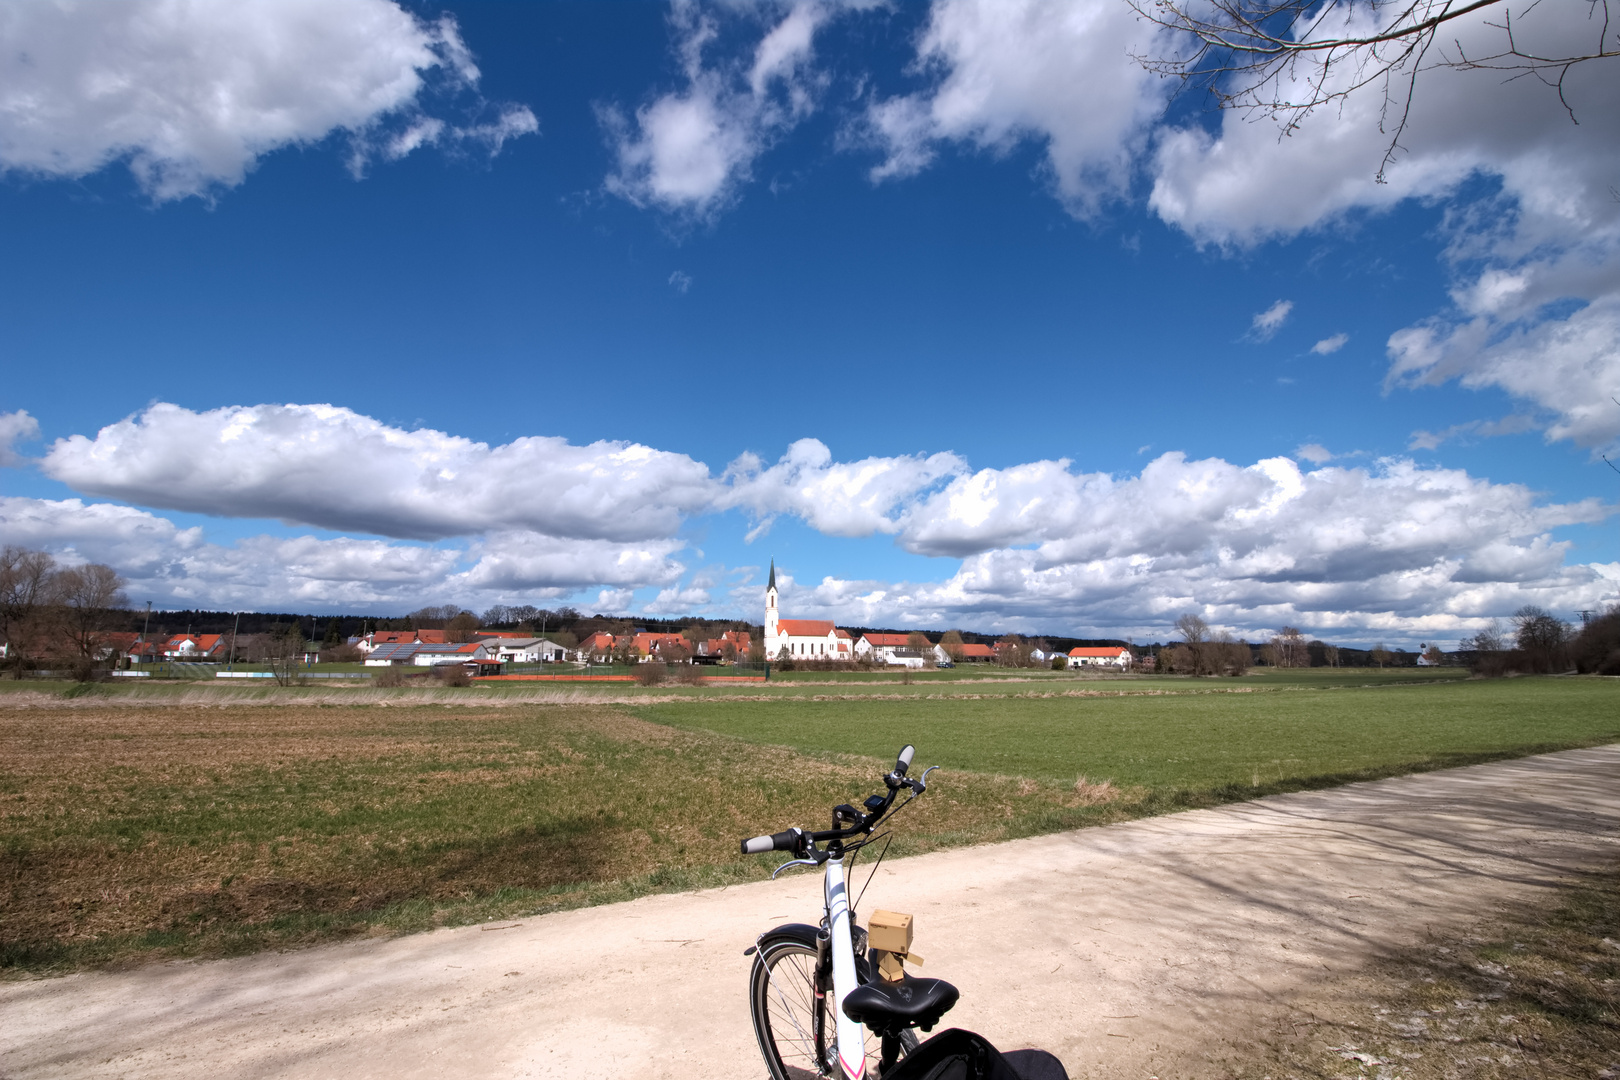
764,558,779,649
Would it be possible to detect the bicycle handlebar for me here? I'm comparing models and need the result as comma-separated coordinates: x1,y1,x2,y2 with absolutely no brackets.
739,745,929,857
741,827,804,855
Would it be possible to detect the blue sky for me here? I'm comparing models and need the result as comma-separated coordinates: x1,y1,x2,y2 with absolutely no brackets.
1,0,1617,646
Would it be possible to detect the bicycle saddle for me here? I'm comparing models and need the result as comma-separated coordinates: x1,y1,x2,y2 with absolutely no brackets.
842,973,960,1036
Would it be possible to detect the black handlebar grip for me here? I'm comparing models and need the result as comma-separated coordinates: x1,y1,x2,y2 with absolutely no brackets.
741,827,803,855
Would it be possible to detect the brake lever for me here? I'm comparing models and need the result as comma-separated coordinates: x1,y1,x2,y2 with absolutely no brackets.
771,858,821,880
913,764,939,792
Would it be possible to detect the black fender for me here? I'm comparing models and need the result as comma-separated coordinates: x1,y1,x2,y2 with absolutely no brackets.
753,922,820,952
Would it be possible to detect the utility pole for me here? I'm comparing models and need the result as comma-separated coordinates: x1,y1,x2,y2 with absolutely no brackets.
140,601,152,665
228,610,242,671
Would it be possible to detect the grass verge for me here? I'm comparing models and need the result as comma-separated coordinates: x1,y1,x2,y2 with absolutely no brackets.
1233,863,1620,1080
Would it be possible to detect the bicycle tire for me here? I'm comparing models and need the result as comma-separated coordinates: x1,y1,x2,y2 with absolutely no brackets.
750,935,918,1079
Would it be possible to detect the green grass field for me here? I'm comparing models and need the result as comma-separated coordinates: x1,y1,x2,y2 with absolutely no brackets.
1,672,1614,976
632,675,1616,788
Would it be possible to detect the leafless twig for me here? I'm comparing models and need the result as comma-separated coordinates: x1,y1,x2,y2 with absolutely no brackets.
1130,0,1618,172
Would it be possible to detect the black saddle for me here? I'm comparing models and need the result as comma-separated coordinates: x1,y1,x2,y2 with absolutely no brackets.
841,972,960,1035
880,1028,1070,1080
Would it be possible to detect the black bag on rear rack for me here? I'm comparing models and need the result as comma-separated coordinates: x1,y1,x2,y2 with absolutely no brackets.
880,1028,1069,1080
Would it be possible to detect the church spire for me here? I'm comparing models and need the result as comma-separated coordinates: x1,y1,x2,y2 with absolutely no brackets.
768,559,776,590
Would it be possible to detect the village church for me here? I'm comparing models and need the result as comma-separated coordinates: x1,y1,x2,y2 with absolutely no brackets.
763,560,853,662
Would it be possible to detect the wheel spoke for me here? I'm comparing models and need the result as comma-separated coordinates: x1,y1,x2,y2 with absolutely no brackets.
753,941,917,1079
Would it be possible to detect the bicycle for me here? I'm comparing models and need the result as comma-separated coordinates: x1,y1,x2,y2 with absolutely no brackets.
740,745,958,1079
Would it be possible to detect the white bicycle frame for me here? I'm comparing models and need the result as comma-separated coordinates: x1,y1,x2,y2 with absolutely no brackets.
823,854,867,1080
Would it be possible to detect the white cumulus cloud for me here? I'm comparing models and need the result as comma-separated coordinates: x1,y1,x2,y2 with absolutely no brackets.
0,409,40,466
859,0,1169,216
1295,443,1333,464
1249,299,1293,341
0,495,690,612
40,403,720,542
0,0,535,201
723,437,965,538
601,0,827,215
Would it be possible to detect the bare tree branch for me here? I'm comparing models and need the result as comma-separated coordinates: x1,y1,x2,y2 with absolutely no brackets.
1131,0,1618,170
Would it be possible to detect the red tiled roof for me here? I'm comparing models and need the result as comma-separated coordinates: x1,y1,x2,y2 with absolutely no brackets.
161,634,222,651
861,633,916,647
633,633,688,654
777,619,836,636
957,644,994,658
415,629,447,644
1069,647,1130,658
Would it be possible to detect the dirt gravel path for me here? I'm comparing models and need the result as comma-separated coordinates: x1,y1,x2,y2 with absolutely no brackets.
5,745,1619,1080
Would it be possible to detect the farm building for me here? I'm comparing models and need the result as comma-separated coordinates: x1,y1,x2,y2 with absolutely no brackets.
1068,646,1133,668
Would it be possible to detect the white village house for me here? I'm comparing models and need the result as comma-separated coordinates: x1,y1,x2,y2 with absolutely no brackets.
763,561,854,662
1067,646,1133,668
852,633,950,668
490,637,572,664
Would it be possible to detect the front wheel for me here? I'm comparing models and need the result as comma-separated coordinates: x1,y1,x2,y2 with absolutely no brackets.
750,935,918,1079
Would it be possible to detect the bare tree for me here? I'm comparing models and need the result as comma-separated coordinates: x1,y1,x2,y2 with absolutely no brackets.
1209,632,1250,675
1370,642,1393,668
1173,613,1215,674
939,629,965,662
444,610,481,643
996,633,1033,668
1512,604,1572,672
0,547,59,676
1324,644,1341,667
266,624,307,686
1463,618,1506,653
1161,643,1196,673
54,563,128,664
1131,0,1618,177
410,605,467,630
1269,626,1310,668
